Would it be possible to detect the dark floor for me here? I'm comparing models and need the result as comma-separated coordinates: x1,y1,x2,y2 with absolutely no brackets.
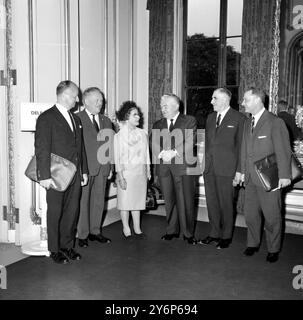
1,214,303,300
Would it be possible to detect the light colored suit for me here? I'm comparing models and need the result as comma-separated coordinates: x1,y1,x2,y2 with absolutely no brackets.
77,110,113,239
241,109,291,252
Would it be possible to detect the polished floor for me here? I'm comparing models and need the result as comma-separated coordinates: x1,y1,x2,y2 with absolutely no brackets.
1,213,303,300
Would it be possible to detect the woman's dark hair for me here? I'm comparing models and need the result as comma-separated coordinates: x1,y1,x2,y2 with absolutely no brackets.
116,101,139,121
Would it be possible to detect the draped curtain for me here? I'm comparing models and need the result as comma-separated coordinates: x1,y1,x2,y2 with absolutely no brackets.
239,0,280,113
147,0,175,131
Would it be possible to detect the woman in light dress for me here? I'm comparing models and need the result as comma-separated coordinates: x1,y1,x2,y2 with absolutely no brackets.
114,101,151,238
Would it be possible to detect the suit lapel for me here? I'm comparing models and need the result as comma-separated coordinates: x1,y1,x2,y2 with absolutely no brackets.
53,105,75,138
217,108,232,132
252,110,269,137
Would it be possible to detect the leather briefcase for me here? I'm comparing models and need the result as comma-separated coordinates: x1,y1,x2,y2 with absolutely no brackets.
25,153,77,192
254,153,303,192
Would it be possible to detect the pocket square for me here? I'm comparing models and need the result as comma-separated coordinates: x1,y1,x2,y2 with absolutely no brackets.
258,136,267,139
227,125,234,128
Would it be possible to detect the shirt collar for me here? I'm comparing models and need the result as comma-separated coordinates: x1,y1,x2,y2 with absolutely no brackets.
217,106,230,119
252,107,265,125
56,103,69,114
167,112,180,124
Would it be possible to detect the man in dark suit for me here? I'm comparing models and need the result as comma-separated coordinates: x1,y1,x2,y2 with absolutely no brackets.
76,87,113,247
35,80,88,264
151,94,198,245
240,88,291,263
277,99,301,148
198,88,245,249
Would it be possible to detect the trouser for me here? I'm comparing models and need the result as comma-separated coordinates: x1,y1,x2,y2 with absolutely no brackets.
244,179,282,253
159,172,196,238
46,173,81,252
77,172,107,239
204,172,235,239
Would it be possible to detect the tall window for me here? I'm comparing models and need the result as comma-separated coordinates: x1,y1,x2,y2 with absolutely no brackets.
184,0,243,128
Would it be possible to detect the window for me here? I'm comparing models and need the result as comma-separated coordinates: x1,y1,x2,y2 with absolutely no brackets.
184,0,243,128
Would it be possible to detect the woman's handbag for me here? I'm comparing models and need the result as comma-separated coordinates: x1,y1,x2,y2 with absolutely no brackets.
254,152,303,191
146,184,157,210
25,153,77,192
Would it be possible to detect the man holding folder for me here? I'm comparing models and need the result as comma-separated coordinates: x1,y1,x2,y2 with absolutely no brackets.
35,80,88,264
239,88,291,263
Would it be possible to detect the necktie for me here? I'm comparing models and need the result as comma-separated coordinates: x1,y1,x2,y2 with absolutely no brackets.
251,116,255,134
68,111,76,133
169,119,174,132
216,114,221,128
92,114,100,132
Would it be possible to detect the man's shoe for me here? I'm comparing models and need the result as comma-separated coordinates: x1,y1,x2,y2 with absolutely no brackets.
183,236,197,245
134,232,147,239
61,248,82,261
78,238,88,248
243,247,259,256
88,233,111,243
50,252,69,264
266,252,279,263
161,233,179,241
216,239,231,249
198,236,220,245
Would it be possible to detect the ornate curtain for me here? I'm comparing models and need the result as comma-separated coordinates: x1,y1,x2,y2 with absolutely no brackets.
147,0,174,130
239,0,281,113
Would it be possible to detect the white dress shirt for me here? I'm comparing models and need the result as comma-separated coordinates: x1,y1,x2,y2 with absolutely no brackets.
166,112,180,129
56,103,74,131
252,107,265,127
85,108,100,128
216,106,230,125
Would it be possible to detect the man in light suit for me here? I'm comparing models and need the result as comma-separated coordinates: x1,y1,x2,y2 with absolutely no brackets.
199,88,246,249
77,87,113,247
151,94,198,245
240,88,291,263
35,80,88,264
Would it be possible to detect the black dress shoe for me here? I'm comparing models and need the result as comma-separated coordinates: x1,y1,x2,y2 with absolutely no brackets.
183,236,197,245
266,252,279,263
61,248,82,261
50,252,69,264
88,233,111,243
198,236,220,245
78,238,88,248
134,232,147,239
216,238,231,249
243,247,259,256
161,233,179,241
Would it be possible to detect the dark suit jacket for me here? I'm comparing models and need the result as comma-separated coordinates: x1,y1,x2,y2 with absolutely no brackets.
278,111,301,145
77,110,113,177
204,108,245,177
241,110,292,187
152,114,197,177
35,105,88,181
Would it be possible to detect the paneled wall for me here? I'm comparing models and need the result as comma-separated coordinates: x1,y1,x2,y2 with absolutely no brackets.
0,0,149,245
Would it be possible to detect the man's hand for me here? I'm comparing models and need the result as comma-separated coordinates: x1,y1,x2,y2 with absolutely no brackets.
278,178,291,189
40,178,53,190
81,174,88,186
161,150,177,162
